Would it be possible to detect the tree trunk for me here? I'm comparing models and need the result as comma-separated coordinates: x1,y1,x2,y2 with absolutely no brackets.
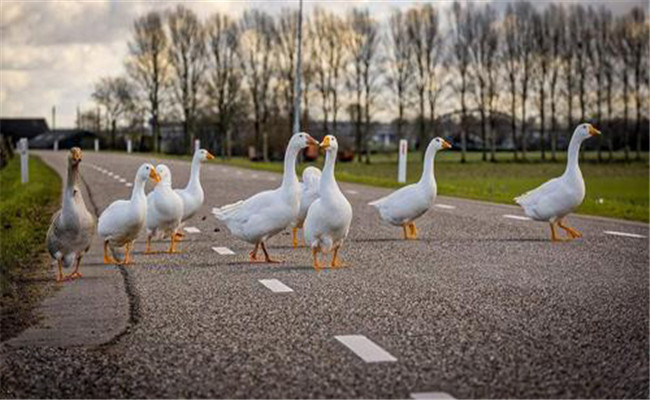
510,82,518,161
540,86,545,161
623,70,629,162
635,62,642,161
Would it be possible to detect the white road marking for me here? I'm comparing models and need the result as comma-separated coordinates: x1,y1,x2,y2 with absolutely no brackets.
268,177,277,181
259,279,294,293
236,170,243,176
125,182,133,187
184,226,201,233
212,207,220,214
113,175,121,180
107,172,114,177
251,174,259,179
503,214,532,221
212,246,235,255
334,335,397,363
346,190,359,195
119,178,126,183
604,230,647,239
435,204,456,210
411,392,455,399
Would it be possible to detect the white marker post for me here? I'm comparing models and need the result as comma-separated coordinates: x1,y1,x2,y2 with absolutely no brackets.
127,139,132,154
194,139,200,153
53,140,59,151
94,138,99,152
398,139,407,183
19,138,29,184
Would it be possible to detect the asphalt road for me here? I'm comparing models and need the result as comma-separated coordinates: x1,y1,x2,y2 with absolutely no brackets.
1,150,648,399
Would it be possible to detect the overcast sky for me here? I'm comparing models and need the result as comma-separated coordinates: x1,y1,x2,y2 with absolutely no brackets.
0,0,645,128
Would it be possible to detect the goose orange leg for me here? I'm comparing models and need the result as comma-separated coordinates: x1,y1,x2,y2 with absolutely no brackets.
549,222,568,242
56,258,65,282
103,241,119,264
409,222,419,239
249,243,260,262
261,242,281,263
67,253,83,279
168,231,183,253
312,247,322,271
557,218,582,239
292,227,299,249
331,245,347,269
145,235,156,254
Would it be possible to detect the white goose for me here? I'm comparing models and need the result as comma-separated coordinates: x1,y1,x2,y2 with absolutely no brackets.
515,123,601,241
292,166,321,249
368,137,451,240
46,148,96,282
304,135,353,270
98,163,160,264
213,133,318,262
145,164,184,254
175,149,214,226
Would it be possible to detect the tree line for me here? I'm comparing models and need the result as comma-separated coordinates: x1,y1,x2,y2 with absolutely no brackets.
89,2,649,162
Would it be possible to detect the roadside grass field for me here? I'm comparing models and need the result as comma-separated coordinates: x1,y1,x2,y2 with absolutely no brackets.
212,150,649,223
0,155,61,340
122,149,648,222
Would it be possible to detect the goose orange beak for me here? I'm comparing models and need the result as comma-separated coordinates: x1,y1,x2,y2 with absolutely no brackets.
206,152,215,160
149,168,161,183
306,135,319,146
442,140,452,149
588,125,601,136
320,136,331,150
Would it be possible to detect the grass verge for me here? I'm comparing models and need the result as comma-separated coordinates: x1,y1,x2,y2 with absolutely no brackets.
0,155,61,341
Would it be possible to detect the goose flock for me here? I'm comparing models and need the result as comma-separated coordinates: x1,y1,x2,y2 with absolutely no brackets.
47,123,600,281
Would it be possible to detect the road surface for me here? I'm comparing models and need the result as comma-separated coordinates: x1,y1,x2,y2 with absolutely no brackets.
1,150,648,398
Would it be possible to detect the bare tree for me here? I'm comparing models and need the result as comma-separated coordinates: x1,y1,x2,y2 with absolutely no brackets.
590,6,613,161
406,4,442,157
468,4,497,161
450,1,472,162
276,9,299,139
312,8,347,135
615,14,633,161
502,5,519,160
571,5,592,129
387,8,413,144
239,10,275,152
560,8,576,155
347,8,379,162
207,13,242,158
627,7,649,161
126,11,169,153
546,4,564,162
92,76,136,148
167,5,207,153
516,2,535,160
532,9,550,161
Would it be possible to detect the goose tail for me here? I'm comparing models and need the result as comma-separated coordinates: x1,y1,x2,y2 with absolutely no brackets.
212,200,244,221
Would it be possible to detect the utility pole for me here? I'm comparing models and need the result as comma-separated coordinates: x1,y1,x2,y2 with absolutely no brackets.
51,106,56,131
292,0,303,134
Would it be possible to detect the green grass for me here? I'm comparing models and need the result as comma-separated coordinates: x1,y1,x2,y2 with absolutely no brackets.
0,155,61,340
117,149,649,223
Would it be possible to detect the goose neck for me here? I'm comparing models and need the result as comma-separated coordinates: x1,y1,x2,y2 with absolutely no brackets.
564,134,583,176
281,145,300,189
418,144,437,186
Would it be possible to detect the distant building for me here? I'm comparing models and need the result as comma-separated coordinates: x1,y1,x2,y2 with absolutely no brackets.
30,129,102,150
0,118,50,145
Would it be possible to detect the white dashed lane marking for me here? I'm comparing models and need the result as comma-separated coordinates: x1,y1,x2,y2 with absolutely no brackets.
435,204,456,210
119,178,126,183
258,279,294,293
411,392,456,399
335,335,397,363
503,214,532,221
212,246,235,255
346,190,359,195
184,227,201,233
604,230,647,239
125,182,133,187
251,174,259,179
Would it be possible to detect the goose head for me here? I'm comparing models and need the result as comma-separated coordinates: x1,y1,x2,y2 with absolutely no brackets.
155,164,173,186
68,147,82,167
319,135,339,154
136,163,161,185
194,149,215,162
290,132,319,150
574,123,601,141
431,137,452,151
